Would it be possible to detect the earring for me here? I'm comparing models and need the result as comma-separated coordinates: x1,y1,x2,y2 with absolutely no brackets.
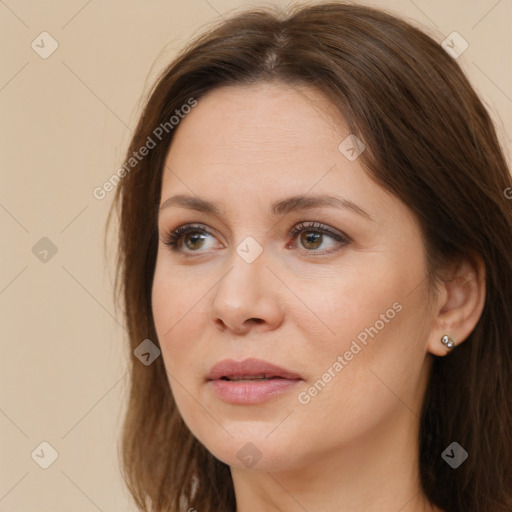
441,335,456,350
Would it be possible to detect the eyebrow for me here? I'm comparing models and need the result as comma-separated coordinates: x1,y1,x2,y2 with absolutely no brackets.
159,193,373,221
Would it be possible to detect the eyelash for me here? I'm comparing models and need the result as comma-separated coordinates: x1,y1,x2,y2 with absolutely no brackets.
161,221,350,257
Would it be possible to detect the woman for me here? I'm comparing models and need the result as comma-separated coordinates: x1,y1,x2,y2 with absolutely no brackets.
109,2,512,511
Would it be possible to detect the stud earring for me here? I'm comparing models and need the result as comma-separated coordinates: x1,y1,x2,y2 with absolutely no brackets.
441,335,456,350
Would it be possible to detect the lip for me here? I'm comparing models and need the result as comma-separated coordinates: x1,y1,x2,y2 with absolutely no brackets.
207,358,303,405
207,358,302,381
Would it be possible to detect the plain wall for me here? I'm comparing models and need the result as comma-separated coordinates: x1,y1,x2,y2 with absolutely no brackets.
1,0,510,510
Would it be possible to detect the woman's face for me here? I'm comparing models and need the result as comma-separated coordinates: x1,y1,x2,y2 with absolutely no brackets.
152,82,437,472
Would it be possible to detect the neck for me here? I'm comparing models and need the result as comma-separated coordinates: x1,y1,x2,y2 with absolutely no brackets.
231,404,440,512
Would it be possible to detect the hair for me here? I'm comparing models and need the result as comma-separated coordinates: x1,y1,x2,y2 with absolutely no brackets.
107,2,512,511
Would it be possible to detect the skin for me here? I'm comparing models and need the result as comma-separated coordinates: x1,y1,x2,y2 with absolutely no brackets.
152,82,486,512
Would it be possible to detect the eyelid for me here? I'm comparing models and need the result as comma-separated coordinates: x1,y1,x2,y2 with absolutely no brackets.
160,220,350,256
160,223,218,250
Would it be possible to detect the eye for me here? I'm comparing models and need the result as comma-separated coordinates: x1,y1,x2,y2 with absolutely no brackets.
161,221,350,256
288,221,350,255
161,224,219,254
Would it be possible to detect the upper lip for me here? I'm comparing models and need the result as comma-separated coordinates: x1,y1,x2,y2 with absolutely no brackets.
207,358,303,381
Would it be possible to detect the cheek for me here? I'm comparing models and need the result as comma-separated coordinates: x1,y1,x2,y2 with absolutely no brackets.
151,258,222,396
286,258,407,354
151,252,208,330
151,262,197,369
151,266,206,422
288,257,430,409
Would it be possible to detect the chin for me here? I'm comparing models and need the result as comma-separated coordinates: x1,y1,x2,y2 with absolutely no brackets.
193,425,304,472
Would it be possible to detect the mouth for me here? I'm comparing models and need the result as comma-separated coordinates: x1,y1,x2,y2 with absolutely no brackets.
207,357,303,381
207,358,303,404
218,375,287,382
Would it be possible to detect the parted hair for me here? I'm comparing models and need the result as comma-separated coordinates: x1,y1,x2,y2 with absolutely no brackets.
108,2,512,511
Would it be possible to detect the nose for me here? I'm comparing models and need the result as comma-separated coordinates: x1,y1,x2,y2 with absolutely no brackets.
208,252,284,335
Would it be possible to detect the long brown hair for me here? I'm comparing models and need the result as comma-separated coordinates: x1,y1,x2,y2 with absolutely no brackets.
108,2,512,511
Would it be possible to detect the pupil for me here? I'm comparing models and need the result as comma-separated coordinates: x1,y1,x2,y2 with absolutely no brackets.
302,231,321,249
186,233,204,249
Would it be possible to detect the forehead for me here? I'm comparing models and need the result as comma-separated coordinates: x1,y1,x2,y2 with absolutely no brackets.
158,84,421,243
163,83,357,183
159,83,398,224
174,83,347,154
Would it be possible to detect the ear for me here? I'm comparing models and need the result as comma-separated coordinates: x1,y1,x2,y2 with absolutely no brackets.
427,252,486,356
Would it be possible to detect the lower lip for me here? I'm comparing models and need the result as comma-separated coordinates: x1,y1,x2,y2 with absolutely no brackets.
208,378,302,404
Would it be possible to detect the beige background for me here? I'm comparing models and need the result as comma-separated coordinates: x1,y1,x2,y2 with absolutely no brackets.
1,0,510,510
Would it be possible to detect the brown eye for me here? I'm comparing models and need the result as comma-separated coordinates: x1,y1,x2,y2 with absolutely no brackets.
299,231,323,250
183,232,207,250
290,222,350,255
162,221,350,257
162,224,217,254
